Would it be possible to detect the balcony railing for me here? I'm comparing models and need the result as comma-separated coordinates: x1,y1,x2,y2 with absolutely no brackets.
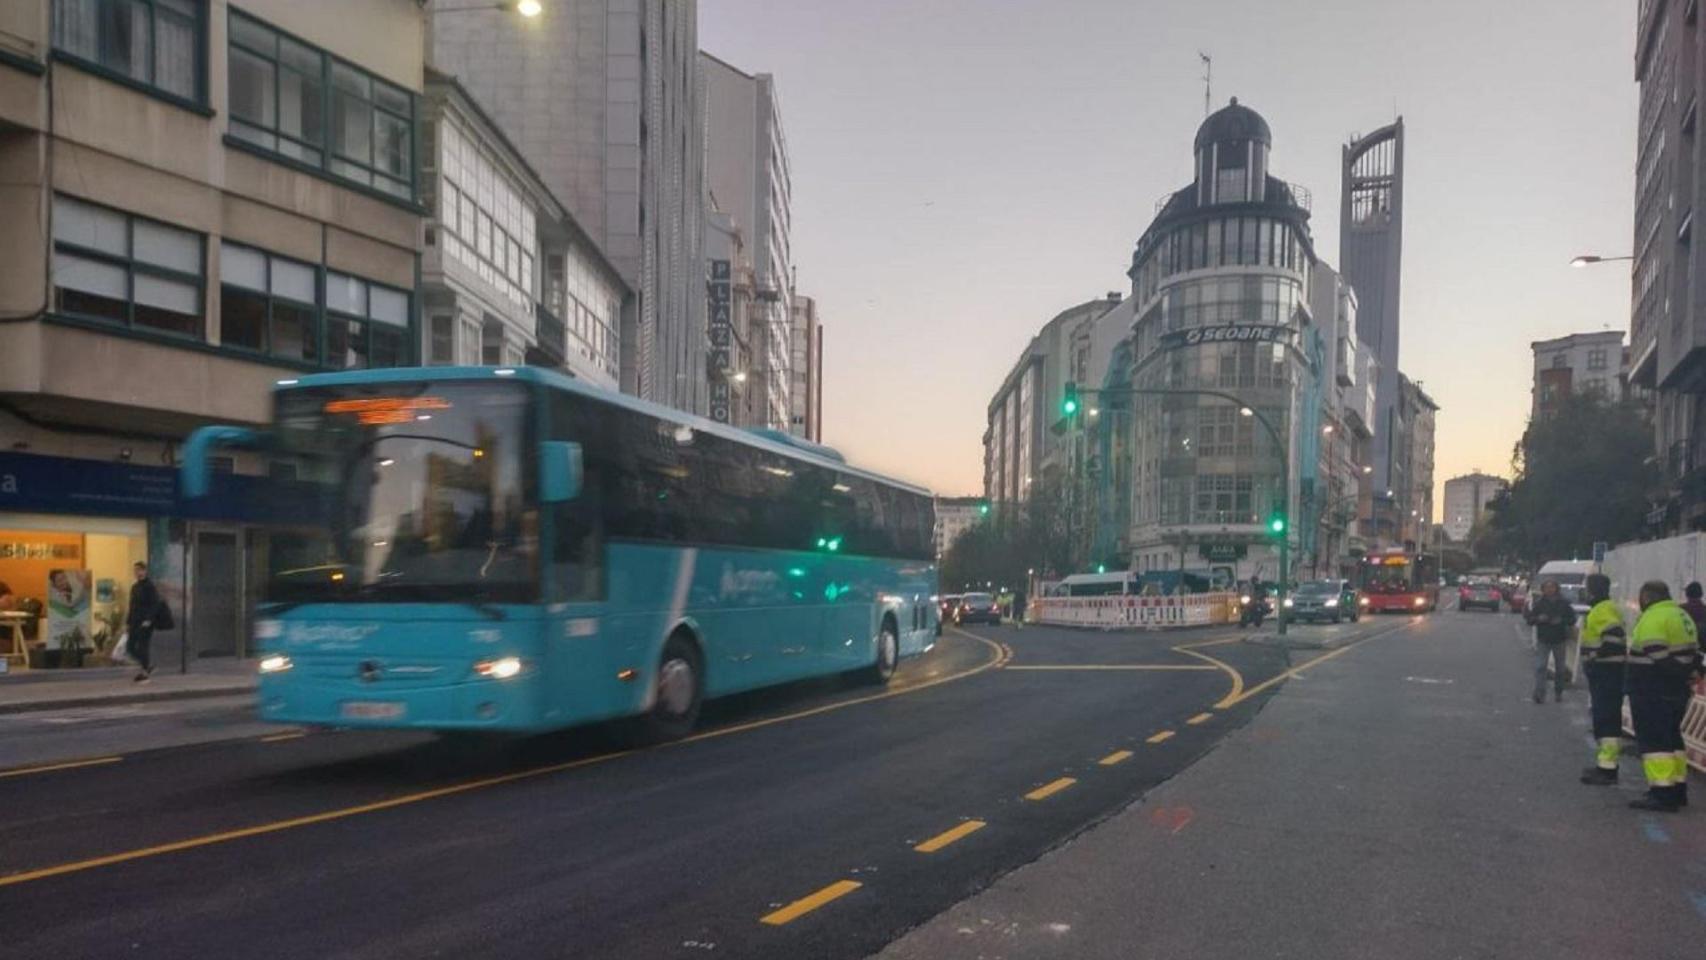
533,301,567,366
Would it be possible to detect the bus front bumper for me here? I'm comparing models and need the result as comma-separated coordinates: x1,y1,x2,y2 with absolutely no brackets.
258,672,548,732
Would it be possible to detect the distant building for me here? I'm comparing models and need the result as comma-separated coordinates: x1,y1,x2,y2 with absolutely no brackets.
934,496,985,557
702,52,794,431
984,296,1122,506
790,295,823,441
1531,331,1626,420
431,0,706,411
1308,264,1377,576
1340,120,1405,539
1442,472,1507,543
1395,375,1439,546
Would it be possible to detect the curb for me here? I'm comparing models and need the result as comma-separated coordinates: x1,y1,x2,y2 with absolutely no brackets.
0,685,253,716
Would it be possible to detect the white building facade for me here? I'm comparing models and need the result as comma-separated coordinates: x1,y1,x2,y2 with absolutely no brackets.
421,72,627,386
933,497,984,557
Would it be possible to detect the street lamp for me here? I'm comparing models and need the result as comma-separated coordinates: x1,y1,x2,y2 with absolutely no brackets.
1362,465,1373,474
1322,424,1334,435
432,0,543,16
1570,254,1633,268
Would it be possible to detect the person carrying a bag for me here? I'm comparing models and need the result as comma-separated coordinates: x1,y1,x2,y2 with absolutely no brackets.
126,562,171,683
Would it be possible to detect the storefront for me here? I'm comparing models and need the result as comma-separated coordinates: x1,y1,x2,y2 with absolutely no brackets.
0,451,317,672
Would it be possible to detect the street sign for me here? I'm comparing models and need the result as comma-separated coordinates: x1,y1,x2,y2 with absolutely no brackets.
1199,542,1247,562
1158,324,1294,350
1592,541,1607,564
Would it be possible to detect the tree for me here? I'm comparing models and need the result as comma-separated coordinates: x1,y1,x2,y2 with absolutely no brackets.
1486,392,1656,569
940,479,1076,593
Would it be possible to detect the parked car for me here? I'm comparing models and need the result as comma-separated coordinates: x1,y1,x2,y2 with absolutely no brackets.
1282,579,1362,623
955,592,1001,625
1459,578,1502,612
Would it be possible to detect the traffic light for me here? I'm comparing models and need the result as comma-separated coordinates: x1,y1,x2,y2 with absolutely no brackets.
1062,381,1079,417
1268,509,1287,536
978,501,991,516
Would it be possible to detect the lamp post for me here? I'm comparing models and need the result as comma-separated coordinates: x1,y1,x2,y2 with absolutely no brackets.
1074,385,1293,635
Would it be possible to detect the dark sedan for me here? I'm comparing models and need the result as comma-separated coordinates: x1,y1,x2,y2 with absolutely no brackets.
955,592,1001,625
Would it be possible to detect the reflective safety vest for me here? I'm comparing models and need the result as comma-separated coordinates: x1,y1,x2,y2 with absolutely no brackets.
1629,599,1702,669
1580,599,1627,661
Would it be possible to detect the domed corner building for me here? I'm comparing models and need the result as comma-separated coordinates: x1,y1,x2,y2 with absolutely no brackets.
1120,97,1321,586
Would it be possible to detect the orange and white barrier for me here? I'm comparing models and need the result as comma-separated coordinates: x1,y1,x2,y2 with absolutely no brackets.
1685,681,1706,774
1028,593,1241,629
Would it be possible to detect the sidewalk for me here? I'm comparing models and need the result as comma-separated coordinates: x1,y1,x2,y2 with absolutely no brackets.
878,614,1706,959
0,658,255,714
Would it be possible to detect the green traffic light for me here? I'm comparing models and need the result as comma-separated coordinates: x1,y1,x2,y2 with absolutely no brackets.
979,503,990,516
1063,398,1079,416
1269,515,1286,534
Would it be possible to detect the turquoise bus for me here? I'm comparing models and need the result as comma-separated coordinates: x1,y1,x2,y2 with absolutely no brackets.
181,366,939,739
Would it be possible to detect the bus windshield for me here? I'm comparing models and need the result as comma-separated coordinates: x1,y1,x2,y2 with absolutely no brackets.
268,381,535,604
1365,560,1415,593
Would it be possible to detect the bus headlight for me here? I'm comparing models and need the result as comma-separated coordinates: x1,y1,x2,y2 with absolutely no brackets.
1360,596,1370,606
258,654,293,674
1413,596,1427,607
474,656,525,680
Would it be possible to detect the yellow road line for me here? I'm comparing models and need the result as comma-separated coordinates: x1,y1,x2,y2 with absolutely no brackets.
914,819,986,853
0,756,123,780
259,732,306,743
1146,730,1175,744
1003,664,1218,672
1222,621,1413,707
760,879,862,925
1,632,1006,890
1187,712,1214,725
1171,642,1245,708
1098,749,1133,766
1024,777,1077,801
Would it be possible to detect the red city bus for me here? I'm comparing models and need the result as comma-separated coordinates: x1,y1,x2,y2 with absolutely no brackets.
1359,549,1440,614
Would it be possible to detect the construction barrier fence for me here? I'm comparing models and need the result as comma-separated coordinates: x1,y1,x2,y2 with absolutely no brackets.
1028,592,1241,629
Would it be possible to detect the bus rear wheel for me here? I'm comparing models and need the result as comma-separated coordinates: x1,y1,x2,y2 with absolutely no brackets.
863,620,899,685
640,634,703,742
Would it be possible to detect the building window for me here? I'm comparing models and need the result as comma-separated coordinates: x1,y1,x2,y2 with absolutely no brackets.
220,241,407,369
52,194,204,338
219,242,318,362
1551,353,1567,369
227,10,414,200
428,314,455,364
1586,348,1607,370
53,0,205,105
437,116,535,311
324,272,410,369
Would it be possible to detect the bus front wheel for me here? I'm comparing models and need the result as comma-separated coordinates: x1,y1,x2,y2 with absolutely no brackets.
864,620,899,685
641,634,703,742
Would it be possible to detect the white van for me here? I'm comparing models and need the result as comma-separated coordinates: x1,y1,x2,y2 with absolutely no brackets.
1531,559,1595,615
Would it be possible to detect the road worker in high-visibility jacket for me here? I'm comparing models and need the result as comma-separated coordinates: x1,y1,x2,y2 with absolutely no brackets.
1626,580,1701,812
1578,574,1627,786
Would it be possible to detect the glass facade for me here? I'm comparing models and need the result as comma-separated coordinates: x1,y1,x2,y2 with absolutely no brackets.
53,0,204,105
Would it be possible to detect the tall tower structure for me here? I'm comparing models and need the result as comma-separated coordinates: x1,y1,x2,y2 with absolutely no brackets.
1340,120,1405,544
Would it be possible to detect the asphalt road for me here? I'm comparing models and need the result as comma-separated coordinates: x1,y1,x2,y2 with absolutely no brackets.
0,618,1362,960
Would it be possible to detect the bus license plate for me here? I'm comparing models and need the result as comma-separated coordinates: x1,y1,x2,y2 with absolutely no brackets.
341,701,405,720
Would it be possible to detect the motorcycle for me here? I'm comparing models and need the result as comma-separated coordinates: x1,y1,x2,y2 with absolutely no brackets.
1237,592,1272,629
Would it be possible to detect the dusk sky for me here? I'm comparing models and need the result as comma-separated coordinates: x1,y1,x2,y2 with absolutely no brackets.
700,0,1636,515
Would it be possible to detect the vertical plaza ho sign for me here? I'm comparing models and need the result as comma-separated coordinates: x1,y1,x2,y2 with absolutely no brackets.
708,259,732,423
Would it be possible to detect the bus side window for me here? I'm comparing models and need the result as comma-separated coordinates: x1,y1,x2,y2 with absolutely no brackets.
549,394,605,603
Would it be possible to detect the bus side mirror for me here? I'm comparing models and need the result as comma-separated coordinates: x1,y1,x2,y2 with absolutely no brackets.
181,425,262,499
540,441,583,503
